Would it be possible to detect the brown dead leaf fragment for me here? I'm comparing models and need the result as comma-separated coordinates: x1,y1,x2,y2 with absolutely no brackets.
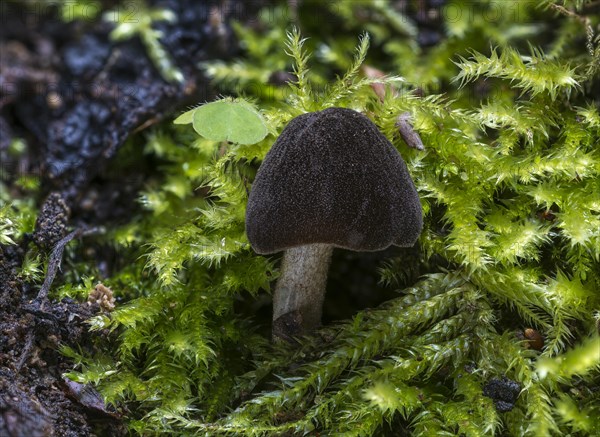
396,112,425,150
362,64,388,102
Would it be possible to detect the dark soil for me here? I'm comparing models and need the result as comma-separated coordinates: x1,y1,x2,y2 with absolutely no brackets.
0,244,124,436
0,1,261,435
483,376,522,413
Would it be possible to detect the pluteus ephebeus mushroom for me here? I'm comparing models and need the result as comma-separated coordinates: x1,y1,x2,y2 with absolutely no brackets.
246,107,422,342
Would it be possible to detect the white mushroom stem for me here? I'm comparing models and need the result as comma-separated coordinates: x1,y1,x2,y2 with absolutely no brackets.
272,243,334,341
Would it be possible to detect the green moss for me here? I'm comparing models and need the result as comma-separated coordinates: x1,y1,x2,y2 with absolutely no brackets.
3,1,599,435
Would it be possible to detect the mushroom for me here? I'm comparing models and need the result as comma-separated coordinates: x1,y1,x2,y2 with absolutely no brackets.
245,107,422,342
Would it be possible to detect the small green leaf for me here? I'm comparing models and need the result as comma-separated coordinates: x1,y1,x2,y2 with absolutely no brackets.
191,100,268,145
173,108,196,125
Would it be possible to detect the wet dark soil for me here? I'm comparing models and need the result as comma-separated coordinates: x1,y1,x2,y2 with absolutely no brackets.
0,1,261,435
1,0,260,205
1,243,124,436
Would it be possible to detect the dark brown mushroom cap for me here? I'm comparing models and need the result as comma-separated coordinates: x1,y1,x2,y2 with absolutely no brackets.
245,107,422,254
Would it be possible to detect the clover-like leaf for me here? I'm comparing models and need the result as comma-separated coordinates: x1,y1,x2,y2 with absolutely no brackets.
175,99,268,145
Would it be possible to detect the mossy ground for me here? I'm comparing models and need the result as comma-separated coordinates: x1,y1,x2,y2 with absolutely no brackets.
1,1,599,436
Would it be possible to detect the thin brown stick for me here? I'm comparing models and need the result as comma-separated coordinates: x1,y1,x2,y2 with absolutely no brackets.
16,331,35,371
36,229,80,303
36,227,100,303
17,227,100,370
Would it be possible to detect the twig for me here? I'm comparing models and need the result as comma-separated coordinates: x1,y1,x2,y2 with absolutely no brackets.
17,227,100,371
36,227,100,304
16,330,36,371
550,3,585,20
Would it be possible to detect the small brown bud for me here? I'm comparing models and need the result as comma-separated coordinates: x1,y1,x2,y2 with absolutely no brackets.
524,328,544,350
